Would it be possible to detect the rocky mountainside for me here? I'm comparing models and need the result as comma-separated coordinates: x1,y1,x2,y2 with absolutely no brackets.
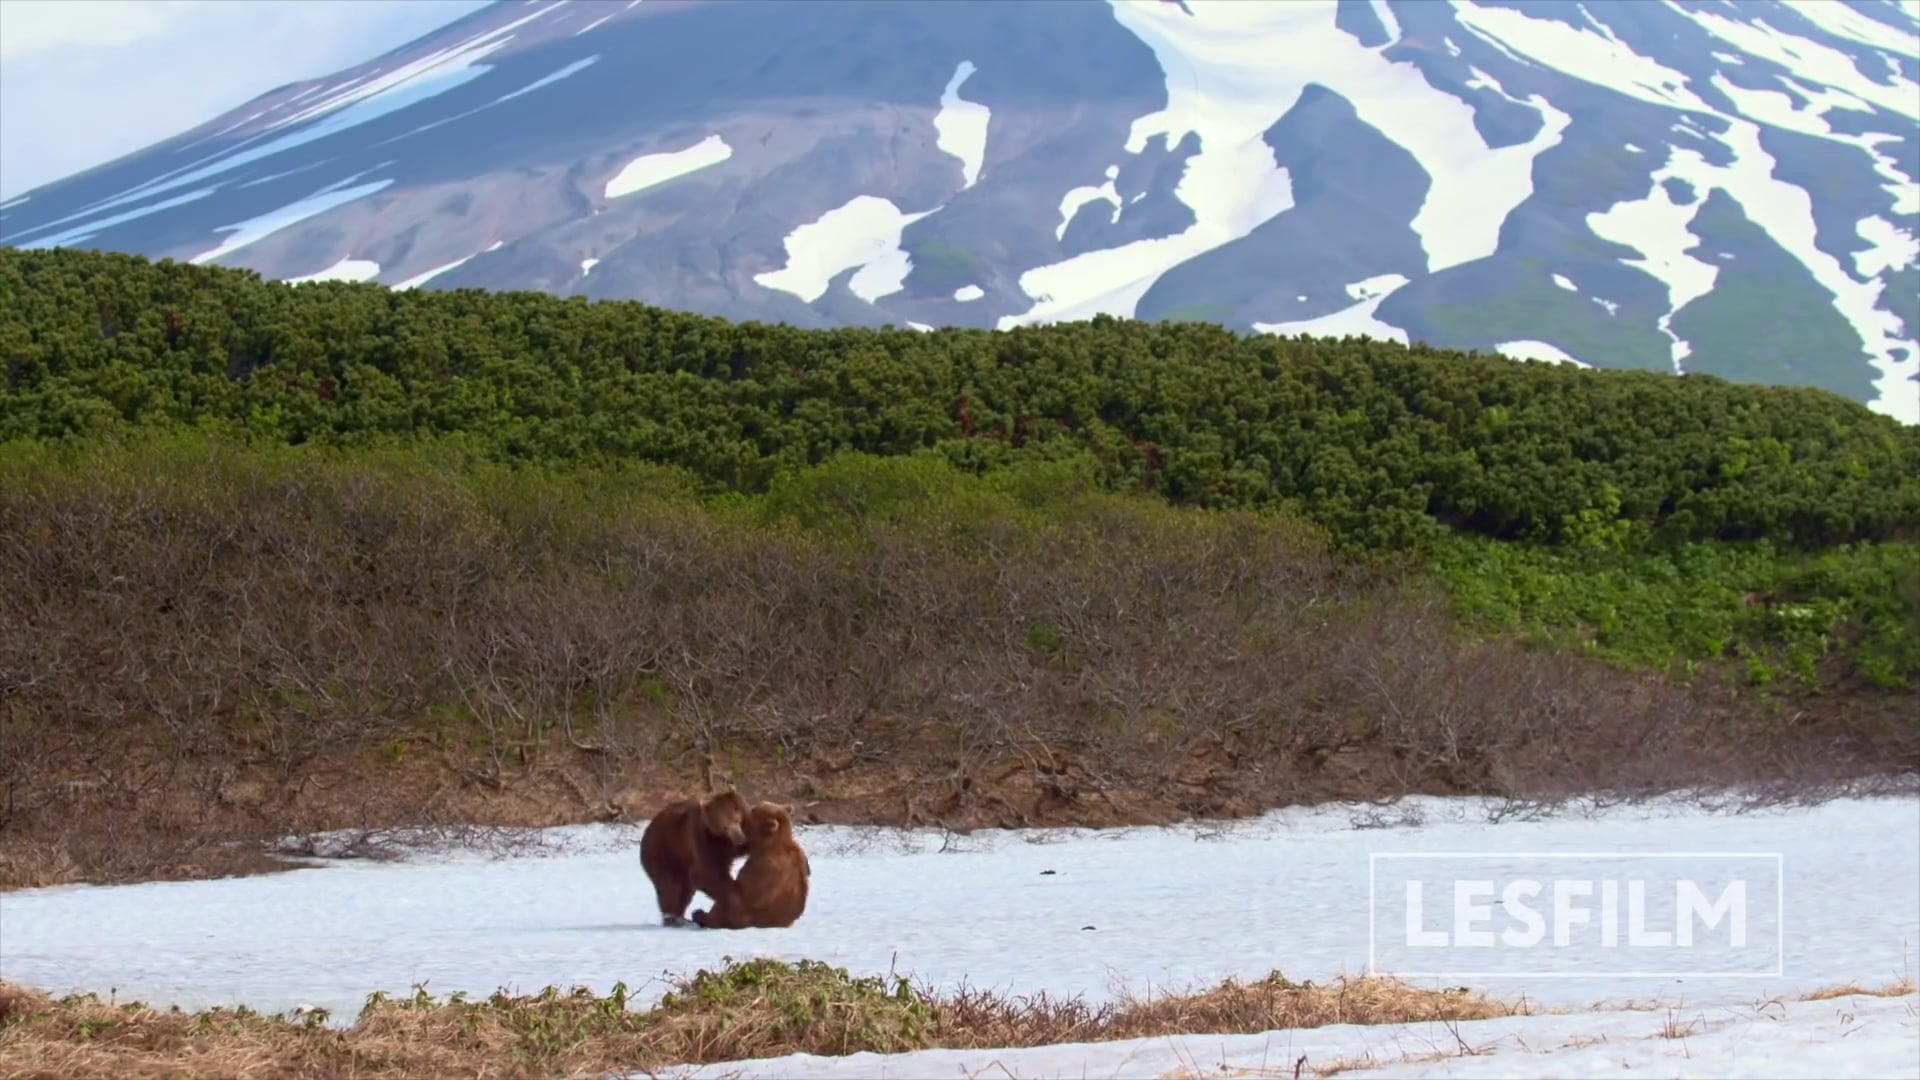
2,0,1915,421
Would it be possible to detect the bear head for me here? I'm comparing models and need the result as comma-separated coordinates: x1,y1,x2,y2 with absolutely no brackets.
701,790,750,846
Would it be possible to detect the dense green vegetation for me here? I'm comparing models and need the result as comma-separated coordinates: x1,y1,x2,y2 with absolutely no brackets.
1434,536,1920,691
4,247,1916,556
2,244,1915,694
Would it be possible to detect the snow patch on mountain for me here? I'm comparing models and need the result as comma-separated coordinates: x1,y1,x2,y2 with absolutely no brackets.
1452,1,1710,112
209,109,273,142
1254,273,1410,344
379,55,602,149
1854,217,1919,280
18,188,218,252
1783,0,1920,49
935,62,990,190
1057,165,1124,241
394,254,476,290
1498,339,1594,368
264,3,560,136
1703,66,1916,216
1587,155,1719,374
1675,4,1919,122
190,180,395,266
1459,0,1919,419
604,135,733,199
502,56,602,106
1368,0,1401,43
288,258,382,285
1698,119,1912,417
52,5,560,236
1000,0,1570,330
755,196,934,304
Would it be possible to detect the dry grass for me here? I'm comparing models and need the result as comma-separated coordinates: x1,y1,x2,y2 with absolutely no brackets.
0,959,1531,1080
1797,977,1918,1001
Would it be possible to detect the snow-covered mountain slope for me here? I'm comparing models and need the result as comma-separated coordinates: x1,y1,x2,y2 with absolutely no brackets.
3,0,1916,421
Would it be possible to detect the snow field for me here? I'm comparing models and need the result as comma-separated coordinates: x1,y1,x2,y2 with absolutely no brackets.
2,794,1915,1051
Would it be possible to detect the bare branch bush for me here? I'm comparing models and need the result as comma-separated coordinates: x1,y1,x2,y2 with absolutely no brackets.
0,445,1906,885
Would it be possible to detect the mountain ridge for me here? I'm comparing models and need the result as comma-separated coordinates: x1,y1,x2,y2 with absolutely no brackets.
3,0,1916,421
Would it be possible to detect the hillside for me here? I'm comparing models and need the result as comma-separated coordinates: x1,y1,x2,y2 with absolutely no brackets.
2,0,1915,419
5,246,1918,550
0,245,1915,893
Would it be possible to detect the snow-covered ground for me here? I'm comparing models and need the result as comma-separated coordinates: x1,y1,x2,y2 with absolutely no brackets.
3,793,1916,1080
674,989,1920,1078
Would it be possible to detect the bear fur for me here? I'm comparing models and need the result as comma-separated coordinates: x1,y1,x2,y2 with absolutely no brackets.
639,789,751,926
691,802,810,930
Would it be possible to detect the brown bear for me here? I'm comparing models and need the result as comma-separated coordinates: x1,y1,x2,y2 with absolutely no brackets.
691,801,810,930
639,789,751,926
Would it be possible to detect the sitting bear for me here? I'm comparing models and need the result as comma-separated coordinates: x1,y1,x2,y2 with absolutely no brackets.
691,801,810,930
639,789,750,926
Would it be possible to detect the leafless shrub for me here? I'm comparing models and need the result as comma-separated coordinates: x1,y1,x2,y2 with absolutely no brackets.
270,823,552,863
0,446,1907,886
1347,803,1429,830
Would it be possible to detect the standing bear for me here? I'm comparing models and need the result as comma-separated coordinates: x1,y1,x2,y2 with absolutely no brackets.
692,801,810,930
639,789,750,926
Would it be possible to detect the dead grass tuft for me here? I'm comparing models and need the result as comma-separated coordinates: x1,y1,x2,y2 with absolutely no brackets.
0,960,1531,1079
1098,970,1525,1041
1798,977,1918,1001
